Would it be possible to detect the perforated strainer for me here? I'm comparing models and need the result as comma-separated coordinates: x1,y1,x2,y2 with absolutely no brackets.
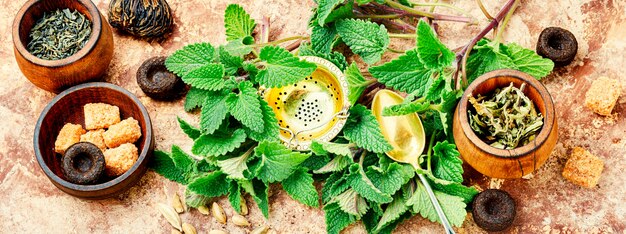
262,56,350,151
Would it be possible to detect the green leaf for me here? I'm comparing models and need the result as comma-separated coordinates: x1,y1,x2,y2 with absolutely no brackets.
343,105,393,153
187,171,230,198
224,4,256,41
347,164,393,203
282,168,319,207
425,76,447,102
431,182,478,204
150,150,189,184
316,0,343,26
245,99,280,142
322,171,350,203
504,43,554,79
466,39,517,83
324,202,357,234
225,81,264,132
375,192,409,232
406,182,467,227
223,37,254,57
177,117,201,140
311,24,337,54
310,141,353,157
332,188,368,218
199,92,229,135
228,180,243,213
240,180,270,218
182,64,226,91
324,0,355,24
416,20,455,70
165,43,216,77
382,99,431,116
299,42,348,70
438,91,458,136
184,88,208,112
251,141,312,183
257,46,317,88
432,141,463,183
369,49,434,95
216,148,253,180
218,47,244,76
366,162,415,195
336,19,389,64
314,155,353,174
192,129,247,157
171,145,195,172
345,63,370,105
184,189,211,208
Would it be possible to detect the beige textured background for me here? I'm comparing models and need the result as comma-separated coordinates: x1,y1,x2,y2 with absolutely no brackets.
1,0,625,233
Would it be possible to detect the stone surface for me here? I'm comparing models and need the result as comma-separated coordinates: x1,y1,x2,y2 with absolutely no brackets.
1,0,625,233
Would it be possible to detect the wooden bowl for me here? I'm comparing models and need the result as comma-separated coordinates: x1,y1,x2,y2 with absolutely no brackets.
13,0,114,93
453,69,558,179
34,83,154,199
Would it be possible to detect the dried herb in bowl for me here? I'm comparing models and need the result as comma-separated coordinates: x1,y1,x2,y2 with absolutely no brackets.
27,9,92,60
468,82,544,149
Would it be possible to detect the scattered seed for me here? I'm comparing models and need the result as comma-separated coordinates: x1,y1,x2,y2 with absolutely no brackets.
232,214,250,227
208,230,229,234
240,198,249,216
182,223,197,234
172,193,184,213
251,225,269,234
157,203,182,231
197,205,210,215
212,202,227,224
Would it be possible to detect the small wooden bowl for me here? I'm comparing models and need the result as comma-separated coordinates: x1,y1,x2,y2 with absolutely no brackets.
453,69,558,179
34,83,154,199
13,0,114,93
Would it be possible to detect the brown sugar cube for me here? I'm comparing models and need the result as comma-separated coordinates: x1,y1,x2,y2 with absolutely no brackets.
103,143,139,177
84,103,121,130
80,129,106,150
103,117,142,148
54,123,86,154
562,147,604,188
584,76,622,116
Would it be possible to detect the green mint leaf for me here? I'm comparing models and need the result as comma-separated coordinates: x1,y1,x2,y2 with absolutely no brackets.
150,150,189,184
282,168,319,207
251,141,312,183
310,141,353,157
242,61,260,83
223,37,254,57
345,63,370,105
225,81,264,132
431,182,478,204
336,19,389,64
332,188,368,218
240,180,270,218
347,164,393,203
194,159,219,173
171,145,195,172
432,141,463,183
369,49,434,95
324,0,355,24
166,43,216,77
184,88,208,112
200,91,229,135
182,64,226,91
324,202,357,234
382,99,431,116
224,4,256,41
314,155,353,174
438,91,458,136
316,0,343,26
504,43,554,79
177,117,201,140
192,129,247,157
406,182,467,227
216,148,253,180
322,171,350,203
187,171,230,198
228,180,243,213
343,105,393,153
466,39,517,83
375,192,409,232
184,189,211,208
245,98,280,142
311,24,337,54
218,47,244,76
257,46,317,88
425,76,447,102
301,154,331,171
416,20,455,69
366,162,415,195
299,42,348,70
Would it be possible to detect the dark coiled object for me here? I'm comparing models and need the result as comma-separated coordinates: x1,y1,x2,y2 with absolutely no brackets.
108,0,173,38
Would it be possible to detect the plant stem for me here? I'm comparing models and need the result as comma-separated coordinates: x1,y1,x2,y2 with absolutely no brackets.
252,36,309,47
475,0,494,20
355,14,401,19
426,130,437,173
388,33,417,39
429,0,438,13
377,1,473,23
410,1,474,18
494,0,520,44
387,47,406,53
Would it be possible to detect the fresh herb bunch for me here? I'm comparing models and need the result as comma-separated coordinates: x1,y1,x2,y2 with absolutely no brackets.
152,1,555,233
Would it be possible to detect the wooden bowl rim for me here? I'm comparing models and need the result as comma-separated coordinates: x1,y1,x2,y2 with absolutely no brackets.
12,0,102,68
34,82,153,192
457,69,555,158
